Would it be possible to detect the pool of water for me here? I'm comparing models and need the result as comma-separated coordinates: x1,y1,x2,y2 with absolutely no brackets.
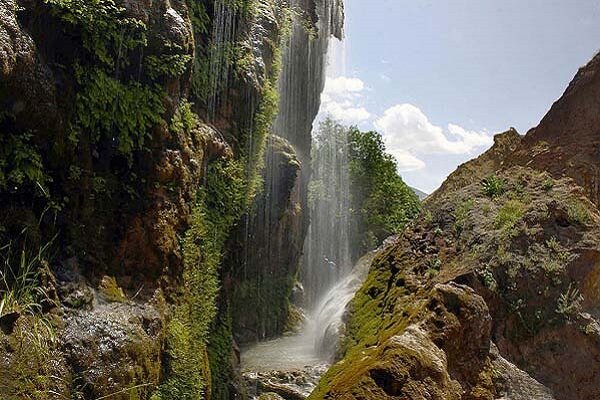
241,333,326,372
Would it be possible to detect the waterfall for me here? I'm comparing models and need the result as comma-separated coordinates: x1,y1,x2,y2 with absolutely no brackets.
302,119,352,308
208,0,237,118
309,252,374,357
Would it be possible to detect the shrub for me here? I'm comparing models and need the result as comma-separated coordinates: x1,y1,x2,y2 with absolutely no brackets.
495,200,524,231
0,130,49,196
482,175,506,198
542,178,554,191
74,67,165,157
556,284,584,320
567,201,590,225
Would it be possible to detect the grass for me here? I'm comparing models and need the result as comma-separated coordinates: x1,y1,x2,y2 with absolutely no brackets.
556,284,584,320
0,233,56,317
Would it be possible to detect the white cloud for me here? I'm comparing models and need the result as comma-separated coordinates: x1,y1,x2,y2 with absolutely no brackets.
374,104,493,171
323,76,365,95
387,148,426,171
318,76,371,124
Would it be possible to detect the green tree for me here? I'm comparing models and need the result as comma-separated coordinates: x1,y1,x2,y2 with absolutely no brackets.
347,126,421,257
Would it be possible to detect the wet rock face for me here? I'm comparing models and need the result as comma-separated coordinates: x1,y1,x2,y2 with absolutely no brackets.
1,0,312,398
228,136,303,343
228,0,346,343
0,0,66,143
61,300,165,399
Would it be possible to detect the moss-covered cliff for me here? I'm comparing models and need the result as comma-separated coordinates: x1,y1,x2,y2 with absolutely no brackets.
0,0,340,398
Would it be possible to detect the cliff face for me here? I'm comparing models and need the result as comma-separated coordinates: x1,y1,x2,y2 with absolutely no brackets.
311,53,600,400
0,0,338,398
513,52,600,208
226,0,344,343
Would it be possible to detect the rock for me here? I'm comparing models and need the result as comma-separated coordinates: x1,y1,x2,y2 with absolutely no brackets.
259,393,286,400
513,52,600,208
244,365,329,400
60,299,165,399
228,136,304,343
490,344,555,400
98,276,127,303
0,311,19,335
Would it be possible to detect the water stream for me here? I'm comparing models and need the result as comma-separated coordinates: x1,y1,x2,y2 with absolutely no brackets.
241,252,374,399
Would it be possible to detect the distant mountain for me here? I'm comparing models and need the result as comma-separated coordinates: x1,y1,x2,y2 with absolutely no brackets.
411,187,428,200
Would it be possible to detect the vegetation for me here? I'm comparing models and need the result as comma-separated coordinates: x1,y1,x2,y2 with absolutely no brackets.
0,229,61,399
556,284,584,320
567,200,591,225
482,175,506,198
347,125,421,254
0,128,49,196
494,199,525,231
0,230,55,318
153,154,246,399
98,276,127,303
453,199,474,236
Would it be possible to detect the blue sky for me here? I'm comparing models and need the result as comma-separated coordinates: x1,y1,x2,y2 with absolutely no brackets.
317,0,600,193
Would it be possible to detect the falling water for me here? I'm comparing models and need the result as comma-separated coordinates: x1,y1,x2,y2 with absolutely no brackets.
302,119,352,308
309,252,374,357
208,0,237,117
240,0,353,388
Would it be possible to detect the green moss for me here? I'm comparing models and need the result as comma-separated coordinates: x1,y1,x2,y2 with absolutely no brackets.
151,319,210,400
207,311,237,400
240,63,282,205
0,317,66,399
153,153,246,399
99,276,127,303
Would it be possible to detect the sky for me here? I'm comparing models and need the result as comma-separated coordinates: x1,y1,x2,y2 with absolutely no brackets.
316,0,600,193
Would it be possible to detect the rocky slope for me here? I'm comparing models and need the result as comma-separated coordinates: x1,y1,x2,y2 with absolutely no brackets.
310,53,600,400
0,0,341,398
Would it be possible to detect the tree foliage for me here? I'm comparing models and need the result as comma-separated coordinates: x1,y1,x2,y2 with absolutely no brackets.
311,119,421,260
347,125,421,256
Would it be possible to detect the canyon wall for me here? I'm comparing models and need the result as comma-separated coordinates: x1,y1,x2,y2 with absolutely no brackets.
0,0,341,398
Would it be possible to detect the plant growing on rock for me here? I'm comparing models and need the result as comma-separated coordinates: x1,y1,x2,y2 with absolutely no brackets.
482,175,506,198
567,201,591,225
556,284,584,320
0,233,56,318
494,199,525,232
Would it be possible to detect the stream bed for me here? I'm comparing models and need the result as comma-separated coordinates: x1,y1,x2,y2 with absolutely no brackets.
241,334,329,399
240,253,376,399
